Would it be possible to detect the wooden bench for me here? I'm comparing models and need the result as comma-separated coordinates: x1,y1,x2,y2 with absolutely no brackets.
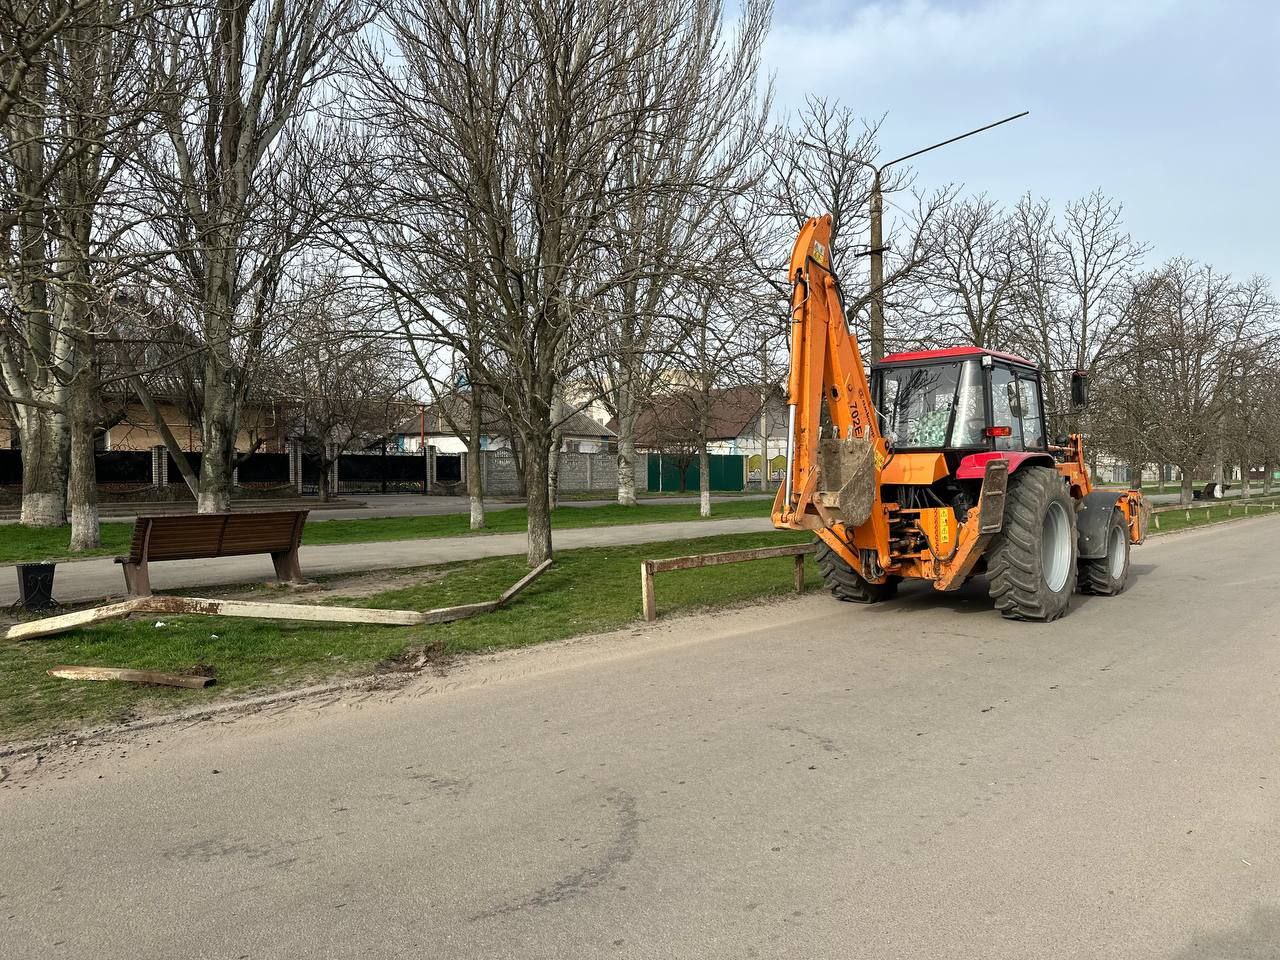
114,511,309,597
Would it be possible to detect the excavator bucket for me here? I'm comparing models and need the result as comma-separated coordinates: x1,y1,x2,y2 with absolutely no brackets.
817,437,877,527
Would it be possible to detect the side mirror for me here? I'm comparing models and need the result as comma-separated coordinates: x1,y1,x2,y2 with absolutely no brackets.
1006,381,1022,417
1071,371,1089,411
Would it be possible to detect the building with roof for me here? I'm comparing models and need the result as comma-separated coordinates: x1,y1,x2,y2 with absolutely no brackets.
635,384,787,482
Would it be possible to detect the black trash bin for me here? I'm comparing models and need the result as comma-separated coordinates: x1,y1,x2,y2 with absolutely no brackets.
16,562,57,611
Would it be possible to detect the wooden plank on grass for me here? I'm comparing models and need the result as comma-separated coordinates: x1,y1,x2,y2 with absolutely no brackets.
48,665,214,689
5,598,151,642
497,559,553,607
7,595,424,642
143,596,426,627
421,600,499,625
11,559,555,643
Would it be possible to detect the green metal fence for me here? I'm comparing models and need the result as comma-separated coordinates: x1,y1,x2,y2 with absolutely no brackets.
646,453,745,492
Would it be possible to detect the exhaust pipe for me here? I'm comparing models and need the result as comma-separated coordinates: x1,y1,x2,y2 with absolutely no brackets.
783,403,797,506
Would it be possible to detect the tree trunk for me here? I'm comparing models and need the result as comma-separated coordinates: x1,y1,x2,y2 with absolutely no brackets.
1128,460,1142,490
198,279,238,513
1240,459,1251,499
698,446,711,518
547,438,560,511
66,377,100,551
318,460,331,503
524,438,553,566
616,404,637,507
198,389,236,513
1180,468,1194,506
467,434,485,531
1263,462,1273,496
17,404,69,527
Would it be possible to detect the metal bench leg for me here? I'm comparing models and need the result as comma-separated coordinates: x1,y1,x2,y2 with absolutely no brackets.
122,562,152,597
272,549,305,585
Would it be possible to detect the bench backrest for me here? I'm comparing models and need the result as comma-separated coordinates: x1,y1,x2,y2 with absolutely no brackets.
126,511,308,563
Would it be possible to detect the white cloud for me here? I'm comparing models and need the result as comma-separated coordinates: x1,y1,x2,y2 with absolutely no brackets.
766,0,1184,102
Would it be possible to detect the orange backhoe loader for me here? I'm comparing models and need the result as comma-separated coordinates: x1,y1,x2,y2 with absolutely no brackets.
772,215,1147,621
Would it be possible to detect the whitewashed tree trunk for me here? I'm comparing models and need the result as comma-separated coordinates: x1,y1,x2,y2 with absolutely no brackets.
615,381,639,506
16,401,69,527
467,395,485,530
698,446,711,518
616,416,638,508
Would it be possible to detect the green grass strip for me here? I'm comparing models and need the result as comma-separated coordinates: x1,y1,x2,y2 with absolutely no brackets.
0,530,810,743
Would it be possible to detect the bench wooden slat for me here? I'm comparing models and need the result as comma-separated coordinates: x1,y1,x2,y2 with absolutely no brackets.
113,510,310,596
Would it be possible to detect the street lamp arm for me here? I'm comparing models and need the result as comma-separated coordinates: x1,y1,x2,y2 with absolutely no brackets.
882,111,1030,169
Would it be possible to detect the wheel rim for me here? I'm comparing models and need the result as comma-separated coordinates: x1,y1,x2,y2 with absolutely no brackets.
1041,500,1071,593
1108,524,1127,580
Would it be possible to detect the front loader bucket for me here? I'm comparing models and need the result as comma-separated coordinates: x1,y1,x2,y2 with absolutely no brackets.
817,437,876,527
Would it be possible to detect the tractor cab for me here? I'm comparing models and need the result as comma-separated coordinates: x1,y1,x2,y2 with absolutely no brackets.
872,347,1048,453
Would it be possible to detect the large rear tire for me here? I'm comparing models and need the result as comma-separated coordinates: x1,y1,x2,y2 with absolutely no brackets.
986,467,1077,621
815,539,898,604
1077,508,1130,595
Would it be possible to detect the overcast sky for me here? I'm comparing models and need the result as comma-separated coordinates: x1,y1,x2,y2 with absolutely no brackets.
763,0,1279,278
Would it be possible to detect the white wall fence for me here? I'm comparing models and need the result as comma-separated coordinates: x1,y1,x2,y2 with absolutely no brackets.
430,449,645,497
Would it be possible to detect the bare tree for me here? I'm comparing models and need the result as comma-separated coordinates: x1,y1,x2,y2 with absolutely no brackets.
1110,260,1273,504
920,194,1016,348
138,0,363,512
348,0,756,565
0,0,159,546
582,0,770,507
275,266,411,502
0,0,98,129
761,98,953,357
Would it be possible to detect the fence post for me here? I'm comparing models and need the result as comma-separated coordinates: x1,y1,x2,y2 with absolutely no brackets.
151,445,167,487
586,453,593,490
641,560,656,622
794,553,805,593
288,438,302,493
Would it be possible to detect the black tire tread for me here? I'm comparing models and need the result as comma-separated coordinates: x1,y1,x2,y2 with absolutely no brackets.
815,540,897,603
1078,509,1129,596
986,467,1076,622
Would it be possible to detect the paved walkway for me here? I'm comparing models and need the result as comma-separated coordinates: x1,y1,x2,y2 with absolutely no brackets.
0,492,774,524
0,516,776,606
303,492,773,522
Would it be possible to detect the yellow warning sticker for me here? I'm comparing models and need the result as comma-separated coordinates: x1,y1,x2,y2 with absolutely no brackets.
938,510,951,545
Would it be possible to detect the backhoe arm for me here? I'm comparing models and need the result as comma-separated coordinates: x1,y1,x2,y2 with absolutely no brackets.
773,215,890,572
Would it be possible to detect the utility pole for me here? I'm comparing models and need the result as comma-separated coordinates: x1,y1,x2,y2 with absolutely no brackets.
806,111,1029,362
759,341,769,491
868,170,885,362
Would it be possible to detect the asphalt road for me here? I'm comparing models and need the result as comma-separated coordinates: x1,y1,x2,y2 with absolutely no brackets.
4,517,1280,959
